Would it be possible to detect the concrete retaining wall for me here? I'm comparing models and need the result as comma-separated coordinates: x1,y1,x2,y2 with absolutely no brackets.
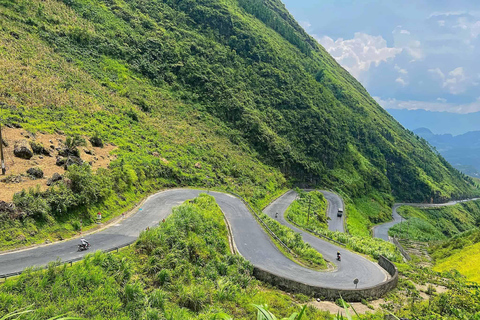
253,255,398,302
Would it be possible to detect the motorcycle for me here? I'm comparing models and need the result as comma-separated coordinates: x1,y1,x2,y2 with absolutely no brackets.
336,254,341,261
78,242,90,251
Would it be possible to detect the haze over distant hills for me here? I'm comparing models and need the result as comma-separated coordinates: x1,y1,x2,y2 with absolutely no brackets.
388,109,480,135
414,128,480,178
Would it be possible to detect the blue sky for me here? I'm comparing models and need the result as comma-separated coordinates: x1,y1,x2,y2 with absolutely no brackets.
282,0,480,113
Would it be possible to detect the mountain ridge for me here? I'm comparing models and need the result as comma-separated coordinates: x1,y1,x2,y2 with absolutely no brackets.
414,128,480,177
388,108,480,135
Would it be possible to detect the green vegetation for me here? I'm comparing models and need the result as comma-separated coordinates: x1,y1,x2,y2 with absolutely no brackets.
389,200,480,241
346,192,394,237
369,261,480,320
2,195,480,319
430,228,480,283
258,209,327,269
285,191,401,262
0,0,478,250
0,195,331,319
286,190,328,230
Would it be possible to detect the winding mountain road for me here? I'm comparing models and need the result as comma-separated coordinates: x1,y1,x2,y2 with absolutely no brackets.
373,198,480,241
0,189,388,290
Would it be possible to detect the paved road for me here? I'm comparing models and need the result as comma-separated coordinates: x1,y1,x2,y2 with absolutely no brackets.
373,198,480,241
0,189,387,290
320,191,345,232
264,190,387,288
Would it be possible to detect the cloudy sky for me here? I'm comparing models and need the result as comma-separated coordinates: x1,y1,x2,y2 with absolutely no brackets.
282,0,480,114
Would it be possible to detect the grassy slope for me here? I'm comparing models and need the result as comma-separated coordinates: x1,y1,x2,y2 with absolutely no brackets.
434,242,480,283
431,228,480,283
0,194,331,319
389,200,480,241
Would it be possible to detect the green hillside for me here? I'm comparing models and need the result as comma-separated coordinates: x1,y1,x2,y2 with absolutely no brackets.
389,201,480,241
0,0,477,243
431,228,480,283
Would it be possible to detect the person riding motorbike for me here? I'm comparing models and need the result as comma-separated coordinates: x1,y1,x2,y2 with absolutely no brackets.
80,238,90,250
336,251,341,261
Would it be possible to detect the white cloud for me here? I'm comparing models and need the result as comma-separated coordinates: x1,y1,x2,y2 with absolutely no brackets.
428,67,472,94
443,67,468,94
395,65,408,74
316,32,402,79
438,20,446,27
470,21,480,38
428,68,445,80
395,77,408,86
392,27,424,61
374,97,480,114
394,65,408,86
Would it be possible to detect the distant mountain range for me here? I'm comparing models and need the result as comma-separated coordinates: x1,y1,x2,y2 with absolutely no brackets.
414,128,480,178
387,109,480,135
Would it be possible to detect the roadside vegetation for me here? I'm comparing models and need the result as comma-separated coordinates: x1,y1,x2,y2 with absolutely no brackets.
2,196,480,319
286,190,328,230
430,228,480,283
0,195,331,320
285,191,401,262
388,200,480,241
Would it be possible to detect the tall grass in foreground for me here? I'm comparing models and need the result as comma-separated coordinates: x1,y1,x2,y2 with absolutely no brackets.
0,195,331,319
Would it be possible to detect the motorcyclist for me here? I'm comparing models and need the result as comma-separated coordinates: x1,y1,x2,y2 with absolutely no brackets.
337,251,341,261
80,238,89,250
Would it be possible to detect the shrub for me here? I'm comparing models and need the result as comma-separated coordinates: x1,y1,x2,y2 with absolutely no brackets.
89,131,104,147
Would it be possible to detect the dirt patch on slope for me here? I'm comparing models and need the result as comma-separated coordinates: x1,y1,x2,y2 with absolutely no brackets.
0,127,116,202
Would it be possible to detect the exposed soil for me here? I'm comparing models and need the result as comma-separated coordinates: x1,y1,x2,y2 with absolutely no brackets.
308,298,385,315
0,127,116,202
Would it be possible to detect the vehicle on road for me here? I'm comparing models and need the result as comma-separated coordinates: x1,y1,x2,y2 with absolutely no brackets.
78,238,90,251
337,208,343,217
78,243,90,251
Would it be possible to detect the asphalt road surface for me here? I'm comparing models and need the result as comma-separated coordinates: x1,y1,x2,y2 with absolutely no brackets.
373,198,480,241
320,190,345,232
0,189,387,290
263,190,387,288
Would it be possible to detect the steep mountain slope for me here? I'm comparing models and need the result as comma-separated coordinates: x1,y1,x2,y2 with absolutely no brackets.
0,0,477,220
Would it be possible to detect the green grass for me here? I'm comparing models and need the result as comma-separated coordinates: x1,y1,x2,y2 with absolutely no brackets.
0,194,332,319
433,241,480,283
285,191,401,262
430,228,480,283
388,200,480,241
285,190,328,231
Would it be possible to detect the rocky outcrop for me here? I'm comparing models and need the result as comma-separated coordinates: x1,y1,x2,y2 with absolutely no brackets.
27,167,44,178
46,173,62,186
29,141,51,157
13,139,33,159
56,156,66,167
57,156,83,169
